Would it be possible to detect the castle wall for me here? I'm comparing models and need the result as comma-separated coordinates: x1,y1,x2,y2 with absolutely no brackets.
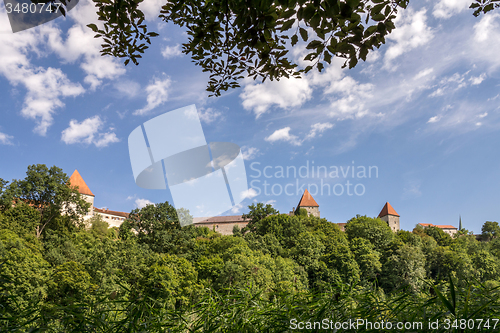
300,206,320,218
81,194,95,221
380,215,400,232
195,222,249,235
96,212,127,228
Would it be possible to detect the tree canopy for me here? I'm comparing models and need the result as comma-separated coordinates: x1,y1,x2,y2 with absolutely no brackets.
1,165,90,238
87,0,500,96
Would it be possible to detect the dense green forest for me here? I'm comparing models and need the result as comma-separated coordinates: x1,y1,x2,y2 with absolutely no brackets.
1,165,500,332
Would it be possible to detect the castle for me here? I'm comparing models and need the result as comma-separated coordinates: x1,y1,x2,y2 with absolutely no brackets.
193,189,403,235
69,170,129,228
70,170,457,235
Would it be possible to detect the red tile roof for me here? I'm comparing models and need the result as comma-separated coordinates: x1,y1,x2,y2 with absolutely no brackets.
337,223,347,231
418,223,457,230
69,170,94,196
378,202,399,217
94,207,129,218
297,189,319,207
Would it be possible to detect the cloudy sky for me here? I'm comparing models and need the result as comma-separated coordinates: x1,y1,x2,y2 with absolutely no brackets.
1,0,499,233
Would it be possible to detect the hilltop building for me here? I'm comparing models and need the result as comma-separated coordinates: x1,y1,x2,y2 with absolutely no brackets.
193,215,248,235
192,191,403,234
417,223,458,236
293,189,320,217
378,202,400,232
67,171,456,235
69,170,129,227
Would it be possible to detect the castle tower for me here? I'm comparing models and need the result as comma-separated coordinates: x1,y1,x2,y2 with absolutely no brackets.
295,189,320,217
69,170,95,220
378,202,399,232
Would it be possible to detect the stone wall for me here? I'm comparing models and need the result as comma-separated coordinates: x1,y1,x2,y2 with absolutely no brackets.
195,222,249,235
380,215,400,232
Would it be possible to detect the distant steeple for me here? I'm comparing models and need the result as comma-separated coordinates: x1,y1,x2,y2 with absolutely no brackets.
297,189,319,208
69,170,94,196
378,202,399,218
459,215,462,231
378,202,400,232
295,189,320,217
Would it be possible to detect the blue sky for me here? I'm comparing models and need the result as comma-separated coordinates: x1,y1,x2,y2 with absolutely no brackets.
1,0,499,233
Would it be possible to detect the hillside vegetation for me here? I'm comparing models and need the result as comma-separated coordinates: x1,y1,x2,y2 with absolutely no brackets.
1,165,500,332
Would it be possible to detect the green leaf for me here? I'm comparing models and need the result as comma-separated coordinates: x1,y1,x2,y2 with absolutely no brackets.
281,19,295,31
371,3,385,15
87,23,99,32
282,8,296,19
433,285,455,316
291,34,299,46
299,27,308,42
323,51,331,64
359,46,368,61
303,4,316,21
348,56,357,68
306,40,323,50
310,14,320,28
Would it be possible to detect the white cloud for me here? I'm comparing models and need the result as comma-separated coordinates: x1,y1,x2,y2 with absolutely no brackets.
23,68,85,135
61,115,119,147
425,101,492,132
470,73,486,85
240,76,312,118
238,57,345,118
161,44,182,59
326,77,374,119
305,122,333,139
134,76,171,115
427,115,441,123
94,132,120,147
0,21,85,135
265,127,302,146
0,132,13,145
264,122,334,147
433,0,471,19
384,8,434,68
240,188,258,200
0,0,132,135
139,0,164,20
429,71,485,97
414,68,434,80
46,0,126,89
241,146,259,160
135,198,154,209
114,80,141,97
469,13,500,70
198,107,222,124
231,203,244,213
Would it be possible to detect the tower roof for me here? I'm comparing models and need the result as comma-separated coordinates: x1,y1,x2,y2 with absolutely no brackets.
69,170,94,196
297,189,319,207
378,202,399,217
